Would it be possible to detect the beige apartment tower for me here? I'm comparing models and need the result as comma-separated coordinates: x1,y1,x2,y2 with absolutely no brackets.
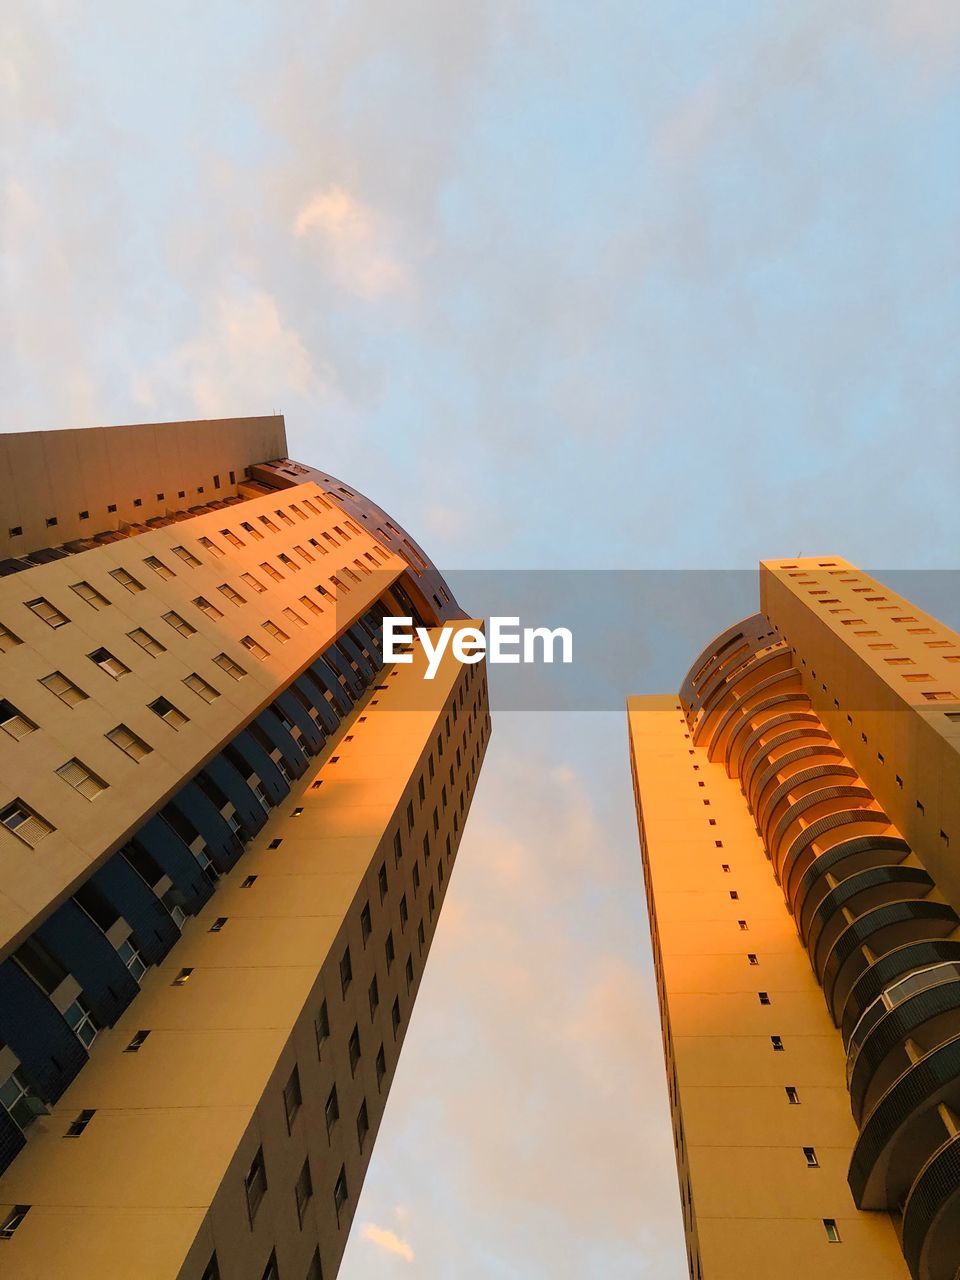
629,558,960,1280
0,416,490,1279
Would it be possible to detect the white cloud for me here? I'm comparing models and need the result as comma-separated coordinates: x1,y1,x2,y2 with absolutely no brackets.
293,185,408,299
361,1222,415,1263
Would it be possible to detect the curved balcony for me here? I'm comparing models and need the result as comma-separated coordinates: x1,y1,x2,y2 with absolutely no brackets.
782,809,894,907
849,1034,960,1210
734,712,824,793
848,970,960,1124
748,740,841,817
758,763,857,847
795,836,912,938
808,867,934,972
902,1131,960,1280
702,677,806,766
769,786,877,875
694,647,795,746
679,613,779,722
725,679,809,776
841,941,960,1047
823,901,960,1025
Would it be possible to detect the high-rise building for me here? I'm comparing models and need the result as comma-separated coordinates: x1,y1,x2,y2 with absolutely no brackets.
0,416,490,1279
629,557,960,1280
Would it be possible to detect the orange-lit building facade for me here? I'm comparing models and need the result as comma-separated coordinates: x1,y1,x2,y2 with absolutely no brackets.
629,557,960,1280
0,417,490,1279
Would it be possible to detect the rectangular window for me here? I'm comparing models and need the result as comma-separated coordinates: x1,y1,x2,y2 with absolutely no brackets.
220,528,244,548
376,1044,386,1089
0,1206,31,1239
40,670,87,706
360,902,372,945
823,1219,841,1243
127,628,166,657
325,1084,339,1134
340,946,353,996
368,974,379,1019
183,673,219,703
171,545,201,567
299,593,323,618
385,930,395,970
244,1147,268,1225
198,536,225,558
315,999,330,1056
0,622,22,652
294,543,315,563
192,596,224,620
356,1099,369,1152
333,1165,348,1220
295,1157,313,1228
241,635,269,660
163,611,196,637
240,571,266,593
240,521,263,541
349,1024,361,1074
803,1146,819,1167
88,647,130,680
275,509,294,527
785,1086,800,1104
282,606,307,628
391,997,401,1038
213,652,246,681
109,568,144,593
283,1064,302,1133
143,556,175,580
261,620,290,644
1,800,54,847
26,597,69,628
378,863,388,901
106,724,152,761
56,759,107,800
0,700,36,740
259,515,280,533
771,1035,784,1051
70,581,110,609
149,696,189,729
217,583,246,607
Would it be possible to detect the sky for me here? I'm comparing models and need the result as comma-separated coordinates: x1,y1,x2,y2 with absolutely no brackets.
4,2,960,1276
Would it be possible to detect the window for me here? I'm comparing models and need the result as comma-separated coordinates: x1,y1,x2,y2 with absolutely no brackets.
771,1035,784,1052
163,610,196,637
65,1108,96,1138
240,521,264,541
213,652,247,680
193,596,224,620
428,888,435,919
299,593,324,618
109,568,144,593
0,700,36,740
748,953,758,966
360,901,372,945
399,894,409,931
282,606,307,628
356,1099,369,1152
26,597,69,628
283,1064,302,1133
66,998,99,1048
295,1157,313,1228
106,724,152,761
183,672,219,703
56,759,108,800
198,536,225,558
241,635,269,660
150,697,189,729
348,1024,361,1075
40,671,87,706
245,1147,268,1225
217,583,246,608
0,1206,30,1239
172,967,193,986
294,543,315,563
325,1084,339,1135
89,647,129,679
275,509,294,527
1,800,54,847
785,1086,800,1105
209,917,227,932
405,955,414,991
0,622,22,652
262,620,290,643
240,571,266,593
0,1068,43,1133
259,515,280,533
391,997,401,1038
333,1165,348,1219
823,1219,841,1243
803,1146,819,1168
143,556,175,580
220,528,244,548
199,1253,221,1280
369,974,379,1019
127,627,166,657
378,862,388,901
171,545,201,567
316,999,330,1055
340,945,353,996
385,930,395,971
412,862,421,894
70,580,110,609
